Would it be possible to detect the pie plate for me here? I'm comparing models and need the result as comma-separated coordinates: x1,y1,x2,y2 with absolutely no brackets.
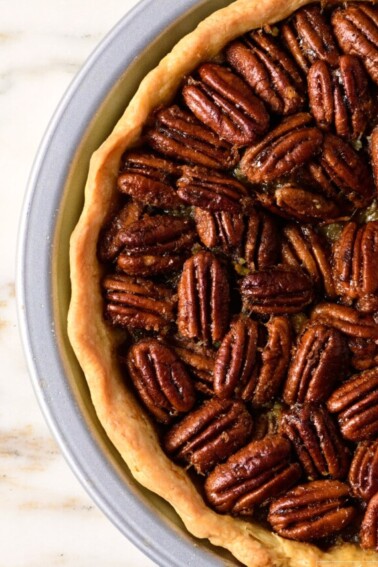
17,1,237,565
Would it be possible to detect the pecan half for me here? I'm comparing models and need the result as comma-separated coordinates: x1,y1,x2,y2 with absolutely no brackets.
177,251,230,344
226,30,304,115
268,480,355,541
332,4,378,85
213,316,259,400
348,337,378,371
145,105,239,170
282,224,336,297
176,166,250,213
327,367,378,442
205,436,301,514
117,255,186,276
283,324,349,405
252,316,292,407
243,209,280,270
333,221,378,312
307,160,345,203
214,316,291,407
116,215,196,276
117,151,183,208
308,56,372,141
164,398,253,474
280,405,350,480
319,134,374,208
361,492,378,550
282,5,340,72
182,63,269,146
241,266,314,315
194,208,244,252
239,113,323,184
349,440,378,501
98,202,143,263
103,274,175,332
118,215,195,255
257,185,342,223
124,339,196,424
171,338,216,396
311,303,378,340
306,161,359,215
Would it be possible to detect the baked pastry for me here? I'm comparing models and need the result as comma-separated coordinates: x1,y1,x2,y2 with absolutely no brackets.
68,1,378,565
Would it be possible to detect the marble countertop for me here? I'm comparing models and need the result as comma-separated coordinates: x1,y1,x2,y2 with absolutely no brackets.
1,1,157,565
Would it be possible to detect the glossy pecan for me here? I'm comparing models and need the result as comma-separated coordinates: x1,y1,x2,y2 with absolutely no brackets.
117,151,183,208
177,251,230,344
327,367,378,442
164,398,253,474
176,166,250,213
268,480,355,541
205,436,301,514
307,160,345,203
182,63,269,146
103,274,175,332
241,266,314,315
253,316,292,407
124,339,196,424
226,30,304,115
239,113,323,185
213,317,259,400
311,303,378,340
243,209,280,270
282,224,336,297
282,5,339,73
117,215,195,255
171,338,216,396
304,162,354,220
349,440,378,501
257,185,342,223
283,324,349,405
98,202,143,263
116,215,196,276
280,405,350,481
145,105,239,170
306,161,358,218
319,134,374,208
308,56,372,141
118,255,186,276
348,337,378,371
214,316,291,406
194,208,244,252
332,4,378,84
361,492,378,550
333,221,378,312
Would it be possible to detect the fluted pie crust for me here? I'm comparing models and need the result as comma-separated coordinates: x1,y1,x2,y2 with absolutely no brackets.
68,0,378,565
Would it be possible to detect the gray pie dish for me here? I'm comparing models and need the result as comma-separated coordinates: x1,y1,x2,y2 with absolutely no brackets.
17,0,241,566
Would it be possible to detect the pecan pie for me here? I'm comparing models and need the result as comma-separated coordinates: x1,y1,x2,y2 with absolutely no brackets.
68,1,378,565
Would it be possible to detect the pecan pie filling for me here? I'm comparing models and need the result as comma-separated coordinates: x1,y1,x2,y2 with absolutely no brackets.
71,1,378,563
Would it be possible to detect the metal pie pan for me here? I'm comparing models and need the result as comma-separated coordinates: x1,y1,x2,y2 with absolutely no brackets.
17,1,238,565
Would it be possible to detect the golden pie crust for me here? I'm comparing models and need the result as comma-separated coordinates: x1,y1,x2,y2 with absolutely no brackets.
68,0,378,565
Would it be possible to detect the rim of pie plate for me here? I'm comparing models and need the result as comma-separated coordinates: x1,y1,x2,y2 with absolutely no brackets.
68,0,378,566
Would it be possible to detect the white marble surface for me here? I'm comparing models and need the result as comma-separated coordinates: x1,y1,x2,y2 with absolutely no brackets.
1,1,156,565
